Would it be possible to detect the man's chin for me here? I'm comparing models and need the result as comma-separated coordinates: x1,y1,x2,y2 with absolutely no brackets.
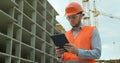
71,22,81,27
71,25,75,27
71,24,76,27
72,26,76,27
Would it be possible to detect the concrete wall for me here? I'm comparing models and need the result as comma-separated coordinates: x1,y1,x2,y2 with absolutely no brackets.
0,0,61,63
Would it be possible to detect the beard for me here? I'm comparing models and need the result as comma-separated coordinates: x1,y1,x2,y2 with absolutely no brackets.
72,21,81,27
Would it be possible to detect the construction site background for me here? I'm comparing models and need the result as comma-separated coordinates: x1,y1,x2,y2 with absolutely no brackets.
0,0,120,63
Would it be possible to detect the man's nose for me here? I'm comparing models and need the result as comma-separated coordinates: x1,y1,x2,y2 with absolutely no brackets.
70,19,75,22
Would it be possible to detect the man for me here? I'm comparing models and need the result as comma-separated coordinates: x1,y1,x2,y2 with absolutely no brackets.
55,2,101,63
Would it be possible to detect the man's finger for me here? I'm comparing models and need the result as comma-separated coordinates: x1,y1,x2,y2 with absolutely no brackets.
55,46,59,49
64,45,72,48
56,50,65,54
64,46,71,50
56,49,64,51
65,43,73,46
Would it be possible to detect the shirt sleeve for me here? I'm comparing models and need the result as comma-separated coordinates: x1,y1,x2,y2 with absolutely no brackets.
78,28,101,59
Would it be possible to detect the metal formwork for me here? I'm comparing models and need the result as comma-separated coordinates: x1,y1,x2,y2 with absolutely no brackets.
0,0,60,63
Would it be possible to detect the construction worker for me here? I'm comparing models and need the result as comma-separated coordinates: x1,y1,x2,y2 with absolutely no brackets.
55,2,101,63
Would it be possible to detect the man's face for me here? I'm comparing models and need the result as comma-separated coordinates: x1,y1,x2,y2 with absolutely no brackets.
67,14,82,27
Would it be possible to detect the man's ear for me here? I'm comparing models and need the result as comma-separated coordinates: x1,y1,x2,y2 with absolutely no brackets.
79,13,84,17
82,13,85,16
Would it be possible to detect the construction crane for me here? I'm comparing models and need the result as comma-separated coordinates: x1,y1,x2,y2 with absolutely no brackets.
90,9,120,21
92,0,120,20
92,0,98,26
82,0,91,25
82,0,99,26
82,0,120,27
90,0,120,27
100,13,120,20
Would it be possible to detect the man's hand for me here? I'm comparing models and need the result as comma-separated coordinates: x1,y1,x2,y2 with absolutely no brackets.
55,46,65,58
64,43,78,55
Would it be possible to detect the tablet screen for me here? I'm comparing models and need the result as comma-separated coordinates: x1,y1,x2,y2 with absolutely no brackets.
51,34,69,48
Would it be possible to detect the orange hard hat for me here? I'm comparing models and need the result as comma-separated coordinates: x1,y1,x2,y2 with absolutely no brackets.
64,2,84,16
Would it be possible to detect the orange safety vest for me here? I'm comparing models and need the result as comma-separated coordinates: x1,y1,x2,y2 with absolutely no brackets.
63,26,96,63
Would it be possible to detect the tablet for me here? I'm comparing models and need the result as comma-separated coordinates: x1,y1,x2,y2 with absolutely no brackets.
50,34,69,48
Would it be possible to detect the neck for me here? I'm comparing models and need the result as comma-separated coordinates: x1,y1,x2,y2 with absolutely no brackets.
72,23,81,31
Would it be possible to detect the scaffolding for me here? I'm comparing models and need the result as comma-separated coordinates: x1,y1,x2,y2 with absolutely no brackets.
0,0,61,63
96,59,120,63
82,0,101,27
82,0,91,25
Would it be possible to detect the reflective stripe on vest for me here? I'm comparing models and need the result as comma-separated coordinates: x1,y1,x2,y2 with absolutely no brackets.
63,26,96,63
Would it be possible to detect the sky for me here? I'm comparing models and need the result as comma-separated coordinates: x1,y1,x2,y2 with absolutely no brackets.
48,0,120,60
